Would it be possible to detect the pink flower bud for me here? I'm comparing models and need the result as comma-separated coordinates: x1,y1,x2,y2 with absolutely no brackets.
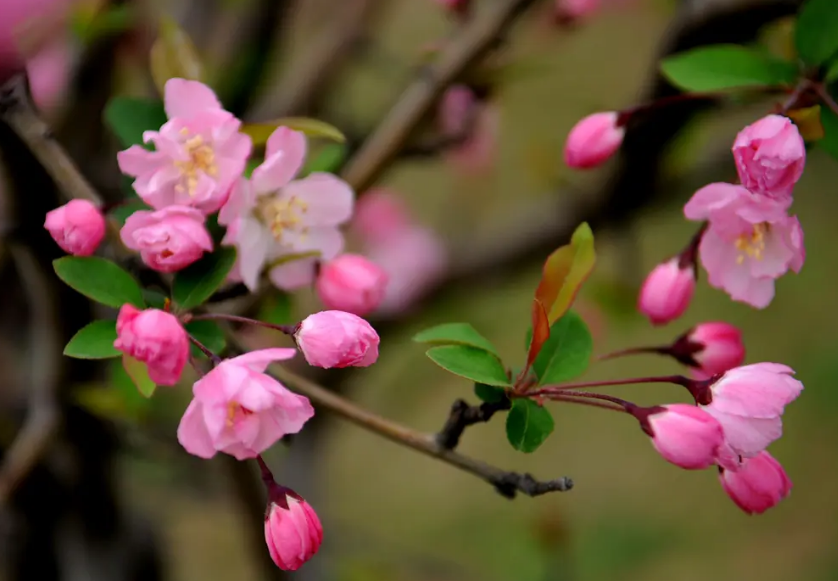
44,199,106,256
638,404,725,470
114,305,189,386
265,490,323,571
699,363,803,458
352,189,412,244
295,310,380,369
555,0,600,21
719,451,792,514
732,114,805,204
316,254,389,316
678,322,745,376
120,206,213,273
0,0,71,81
638,258,695,325
563,111,624,169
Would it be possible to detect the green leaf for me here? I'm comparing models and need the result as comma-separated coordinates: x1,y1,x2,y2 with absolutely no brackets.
819,105,838,160
795,0,838,66
142,289,169,310
301,143,347,176
185,320,227,358
122,355,157,398
474,383,506,403
505,398,554,453
172,248,237,310
110,199,151,226
53,257,145,308
825,58,838,83
532,311,593,385
413,323,499,356
425,345,511,387
241,118,346,146
64,320,120,359
259,291,294,325
660,45,798,91
149,16,203,97
104,97,167,148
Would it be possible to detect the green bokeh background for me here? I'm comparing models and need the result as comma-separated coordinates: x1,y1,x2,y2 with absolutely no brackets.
120,1,838,580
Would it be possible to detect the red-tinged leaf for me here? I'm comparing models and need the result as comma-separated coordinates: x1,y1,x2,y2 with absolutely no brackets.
526,299,551,369
534,223,596,326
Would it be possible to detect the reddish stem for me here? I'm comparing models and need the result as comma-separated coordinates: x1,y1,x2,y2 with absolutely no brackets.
190,313,297,335
597,346,671,362
532,375,692,396
188,334,222,365
548,393,627,413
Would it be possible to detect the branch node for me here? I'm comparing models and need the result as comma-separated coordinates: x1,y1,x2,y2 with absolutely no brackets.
492,472,574,499
436,397,511,450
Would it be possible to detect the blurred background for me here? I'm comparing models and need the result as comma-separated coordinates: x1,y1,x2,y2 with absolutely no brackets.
2,0,836,580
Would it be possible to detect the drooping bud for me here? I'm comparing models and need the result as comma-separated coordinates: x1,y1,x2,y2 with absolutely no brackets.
637,257,695,325
114,305,189,386
633,404,724,470
670,322,745,377
563,111,625,169
719,451,792,514
44,199,106,256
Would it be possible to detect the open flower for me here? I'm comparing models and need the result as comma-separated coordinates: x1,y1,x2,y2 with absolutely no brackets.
219,127,354,290
177,348,314,460
684,182,804,308
697,363,803,458
117,79,252,214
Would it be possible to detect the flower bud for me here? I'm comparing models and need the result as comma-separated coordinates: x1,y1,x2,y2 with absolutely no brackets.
563,111,624,169
732,114,804,204
352,189,412,244
120,206,213,273
295,310,380,369
555,0,600,22
316,254,389,316
638,258,695,325
636,404,725,469
672,322,745,376
719,451,792,514
265,489,323,571
44,199,106,256
114,305,189,386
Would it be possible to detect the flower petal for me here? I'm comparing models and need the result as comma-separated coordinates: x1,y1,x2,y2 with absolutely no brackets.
283,173,354,225
165,78,223,119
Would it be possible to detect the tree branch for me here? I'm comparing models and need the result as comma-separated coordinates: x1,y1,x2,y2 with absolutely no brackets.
227,334,570,499
436,397,511,450
340,0,539,191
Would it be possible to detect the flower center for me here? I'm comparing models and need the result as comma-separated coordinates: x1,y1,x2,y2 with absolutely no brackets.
174,128,218,196
734,223,768,264
256,195,309,242
226,401,253,427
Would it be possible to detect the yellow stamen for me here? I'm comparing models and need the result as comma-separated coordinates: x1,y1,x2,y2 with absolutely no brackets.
735,223,768,264
256,195,309,242
173,130,218,196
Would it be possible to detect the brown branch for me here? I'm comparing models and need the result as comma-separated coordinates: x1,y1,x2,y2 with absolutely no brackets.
0,244,63,505
436,397,511,450
339,0,539,191
226,332,570,498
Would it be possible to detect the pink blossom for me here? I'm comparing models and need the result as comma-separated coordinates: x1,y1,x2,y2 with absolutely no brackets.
685,182,804,308
352,189,412,244
732,115,805,204
219,126,354,290
177,348,314,460
114,305,189,386
44,199,106,256
265,491,322,571
563,112,624,169
295,311,379,369
637,258,695,325
719,451,792,514
316,254,388,316
0,0,72,80
638,404,724,470
698,363,803,458
26,36,71,113
555,0,600,21
438,85,498,173
120,206,213,273
117,79,251,214
677,322,745,377
366,226,448,315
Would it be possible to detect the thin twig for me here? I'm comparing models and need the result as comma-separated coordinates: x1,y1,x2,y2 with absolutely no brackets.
227,333,570,498
814,83,838,117
0,244,63,505
340,0,539,191
436,397,511,450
